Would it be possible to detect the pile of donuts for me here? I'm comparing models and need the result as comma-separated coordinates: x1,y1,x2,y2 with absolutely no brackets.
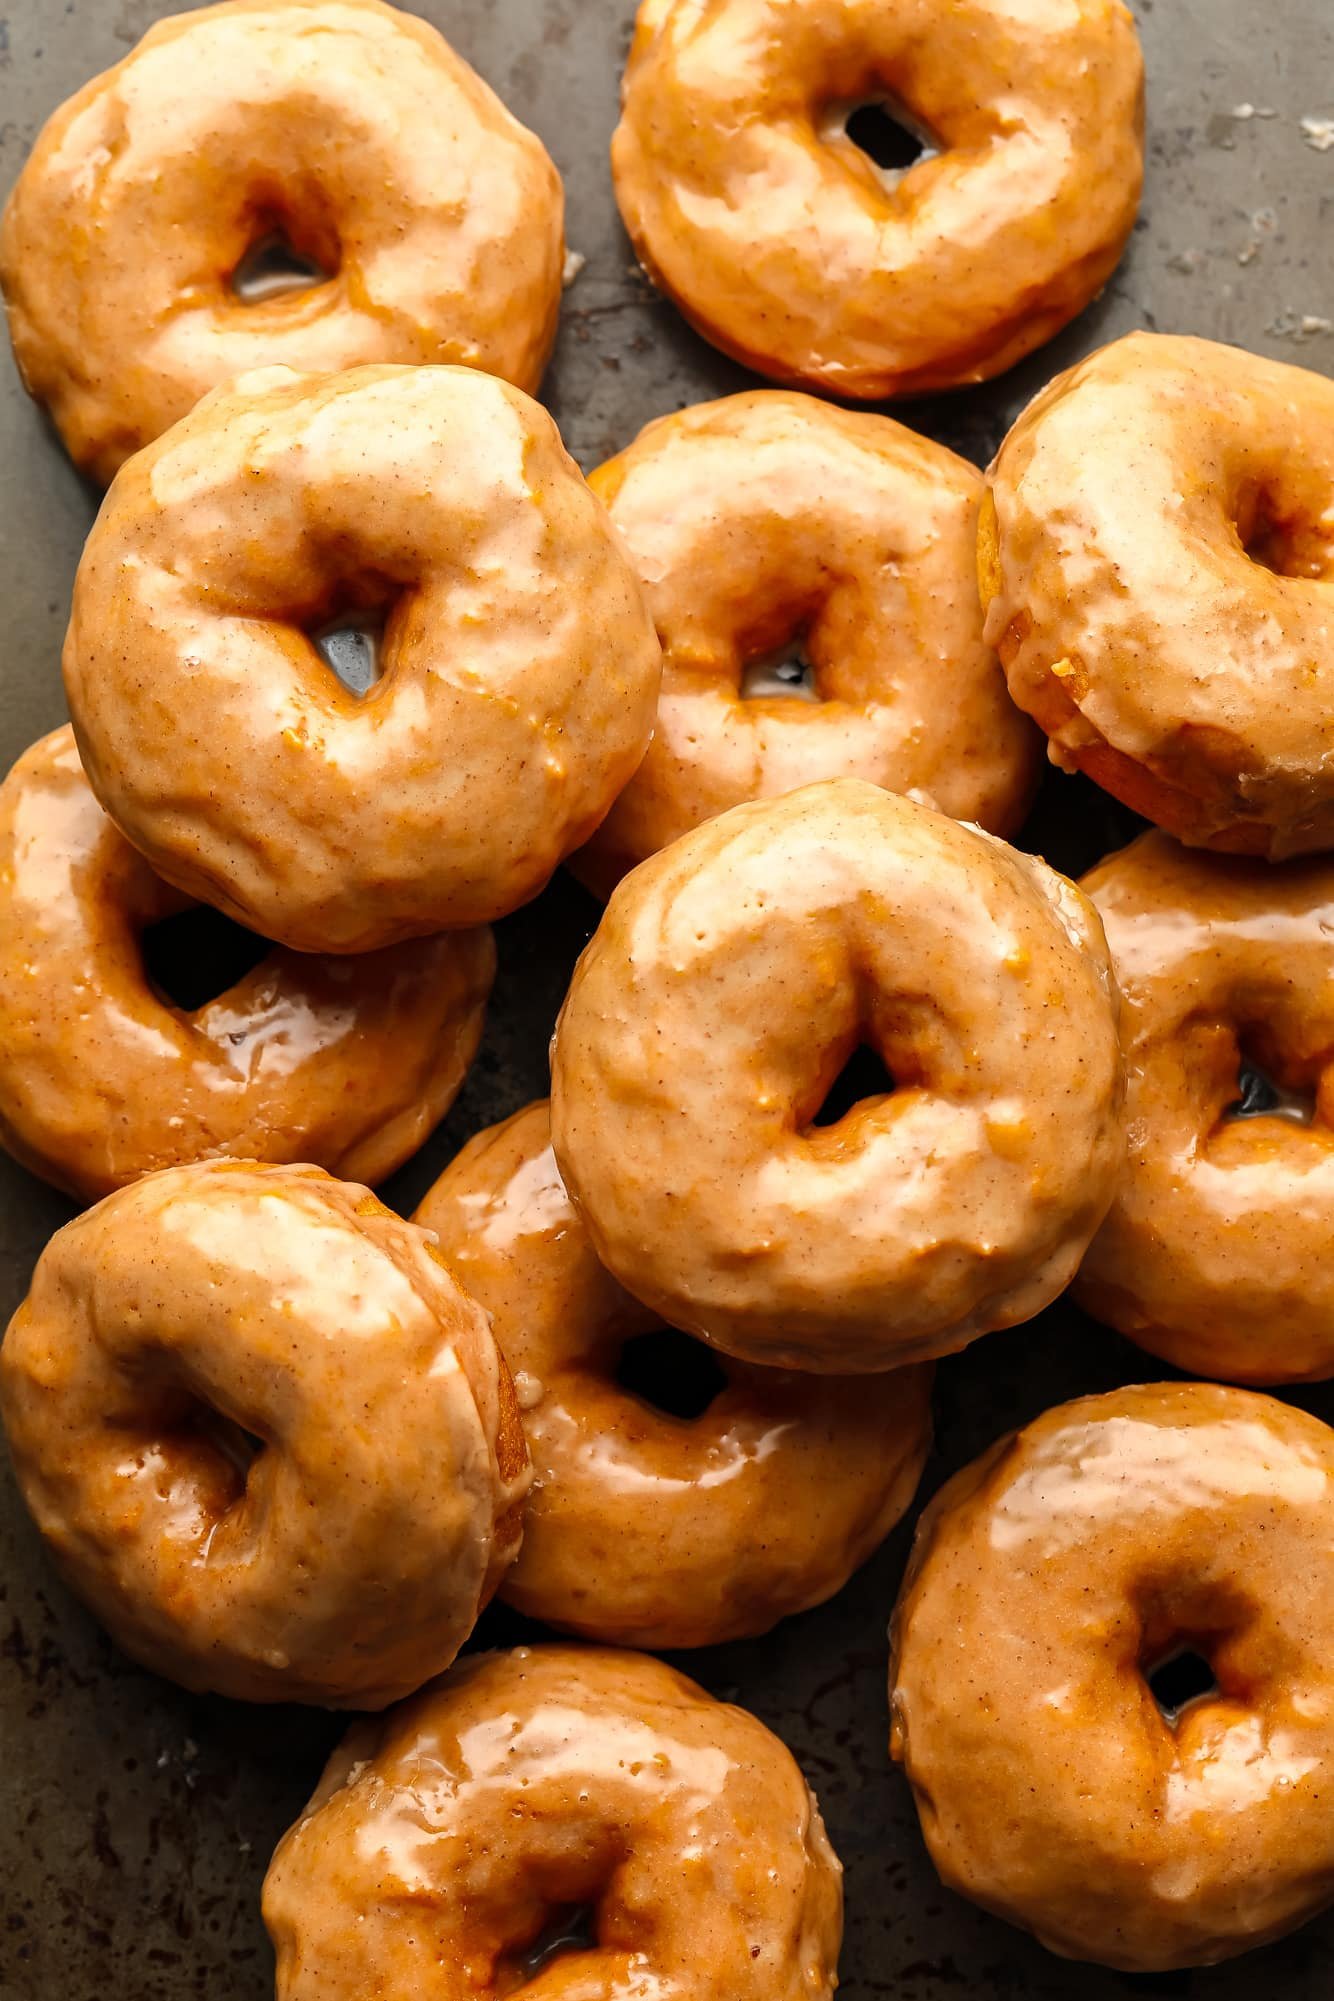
1,0,1333,1989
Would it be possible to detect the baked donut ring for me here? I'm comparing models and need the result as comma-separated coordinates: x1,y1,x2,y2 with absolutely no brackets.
0,727,493,1200
890,1382,1334,1970
574,391,1039,895
63,363,662,954
1075,831,1334,1383
416,1100,933,1647
612,0,1143,399
0,1160,529,1706
981,332,1334,858
264,1644,843,1999
0,0,564,484
550,779,1124,1372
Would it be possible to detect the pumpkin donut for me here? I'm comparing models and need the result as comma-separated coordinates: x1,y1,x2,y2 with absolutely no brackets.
62,363,662,955
0,0,564,484
550,780,1124,1372
981,332,1334,858
890,1383,1334,1970
0,727,493,1200
416,1100,933,1647
573,391,1039,896
612,0,1143,400
1074,831,1334,1383
0,1160,529,1706
263,1644,843,2000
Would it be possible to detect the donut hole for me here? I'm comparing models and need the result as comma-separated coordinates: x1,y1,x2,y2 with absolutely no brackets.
1144,1644,1220,1726
230,224,333,304
1236,481,1334,582
615,1326,728,1421
740,641,823,704
174,1398,265,1511
311,609,385,699
808,1042,897,1131
822,95,939,187
1224,1040,1317,1126
513,1903,598,1981
142,904,271,1012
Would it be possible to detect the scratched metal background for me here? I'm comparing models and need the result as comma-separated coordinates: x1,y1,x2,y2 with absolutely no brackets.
0,2,1331,1995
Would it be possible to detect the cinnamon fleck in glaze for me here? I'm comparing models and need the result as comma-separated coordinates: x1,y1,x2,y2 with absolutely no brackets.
417,1100,933,1647
574,390,1038,896
0,0,565,484
63,363,662,954
981,331,1334,858
890,1383,1334,1970
0,727,494,1200
551,780,1125,1372
612,0,1143,399
0,1160,529,1706
1076,830,1334,1383
264,1644,843,1999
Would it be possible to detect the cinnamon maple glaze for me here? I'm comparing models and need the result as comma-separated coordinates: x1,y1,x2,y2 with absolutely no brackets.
0,728,493,1200
63,363,662,954
0,0,564,483
550,781,1124,1372
575,391,1038,894
1076,831,1334,1383
417,1101,932,1647
0,1161,529,1706
981,332,1334,857
890,1384,1334,1970
264,1645,843,1999
612,0,1143,399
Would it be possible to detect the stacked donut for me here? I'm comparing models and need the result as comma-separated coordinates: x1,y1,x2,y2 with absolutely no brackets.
1,0,1333,1992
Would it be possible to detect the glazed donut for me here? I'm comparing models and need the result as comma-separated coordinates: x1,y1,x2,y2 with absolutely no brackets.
416,1100,933,1647
574,391,1039,895
981,332,1334,859
0,1160,529,1706
550,779,1124,1372
0,727,494,1200
0,0,564,483
263,1644,843,1999
611,0,1143,400
1074,831,1334,1383
890,1382,1334,1970
63,363,662,954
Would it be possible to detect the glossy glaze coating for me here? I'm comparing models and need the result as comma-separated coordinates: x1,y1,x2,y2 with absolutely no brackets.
0,0,565,484
63,363,662,954
264,1643,843,1998
574,391,1039,895
0,1160,529,1706
1075,831,1334,1381
982,332,1334,858
550,780,1124,1372
890,1382,1334,1970
0,727,494,1199
612,0,1143,400
416,1100,933,1646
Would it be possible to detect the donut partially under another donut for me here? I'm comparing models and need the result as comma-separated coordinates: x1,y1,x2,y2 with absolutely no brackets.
1076,830,1334,1383
0,1160,529,1706
574,390,1038,895
417,1099,932,1647
612,0,1143,398
0,0,565,482
63,363,662,954
551,779,1125,1373
264,1644,844,1999
0,727,494,1199
890,1383,1334,1969
982,331,1334,858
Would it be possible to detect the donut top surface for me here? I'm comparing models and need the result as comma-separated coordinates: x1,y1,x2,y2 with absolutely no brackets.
612,0,1144,397
891,1382,1334,1969
983,330,1334,857
263,1643,844,1998
0,0,565,481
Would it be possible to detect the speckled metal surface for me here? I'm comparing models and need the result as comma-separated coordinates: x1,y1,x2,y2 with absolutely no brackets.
0,3,1331,1996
